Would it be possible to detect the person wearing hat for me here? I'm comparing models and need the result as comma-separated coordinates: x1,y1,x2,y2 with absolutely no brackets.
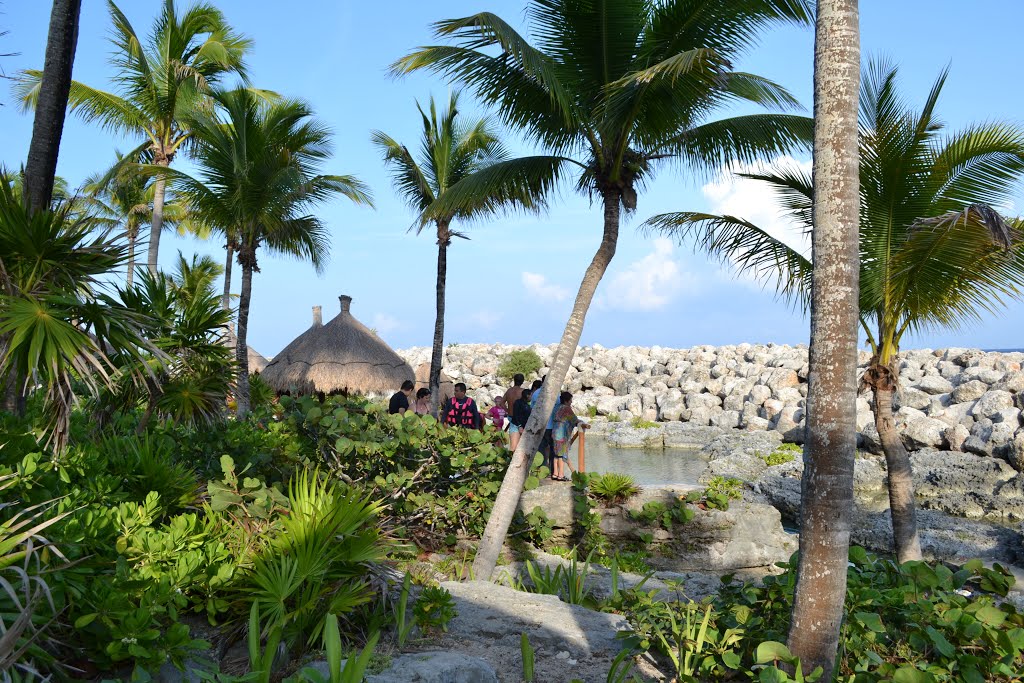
411,387,432,415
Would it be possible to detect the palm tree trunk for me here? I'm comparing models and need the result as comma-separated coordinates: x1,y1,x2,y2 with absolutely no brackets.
872,371,922,562
147,160,169,275
22,0,82,215
429,221,450,415
787,0,860,679
234,248,254,418
222,243,234,312
126,231,136,287
472,187,620,579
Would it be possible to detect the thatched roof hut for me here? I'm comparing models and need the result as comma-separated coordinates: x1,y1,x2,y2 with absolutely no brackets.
261,295,414,396
224,324,270,373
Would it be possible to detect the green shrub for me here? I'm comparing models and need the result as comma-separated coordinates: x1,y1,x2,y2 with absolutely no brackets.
630,417,658,429
607,413,621,422
497,349,544,382
587,405,598,418
613,548,1024,683
412,585,457,633
762,442,801,466
589,472,641,504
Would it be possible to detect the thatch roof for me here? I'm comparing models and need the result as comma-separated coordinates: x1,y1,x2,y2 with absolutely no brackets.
261,295,414,395
224,324,270,373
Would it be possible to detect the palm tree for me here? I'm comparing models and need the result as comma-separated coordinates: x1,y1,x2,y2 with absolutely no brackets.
372,93,539,413
83,152,196,287
16,0,251,275
786,0,861,676
647,61,1024,568
22,0,82,216
396,0,815,578
164,88,372,418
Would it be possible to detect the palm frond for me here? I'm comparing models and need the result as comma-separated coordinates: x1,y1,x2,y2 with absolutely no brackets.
644,211,811,308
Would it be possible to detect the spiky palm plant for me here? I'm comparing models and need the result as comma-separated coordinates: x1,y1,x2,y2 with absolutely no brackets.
647,60,1024,563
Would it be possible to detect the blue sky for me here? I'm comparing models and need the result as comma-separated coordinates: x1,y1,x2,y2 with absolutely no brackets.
3,1,1024,356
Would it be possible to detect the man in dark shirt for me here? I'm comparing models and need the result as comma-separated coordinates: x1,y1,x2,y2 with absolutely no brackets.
388,380,415,414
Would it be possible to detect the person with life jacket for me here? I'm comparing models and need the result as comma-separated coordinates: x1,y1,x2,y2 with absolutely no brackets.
443,382,482,430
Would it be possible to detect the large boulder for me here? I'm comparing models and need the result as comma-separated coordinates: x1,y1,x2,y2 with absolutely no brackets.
606,424,665,448
951,380,988,403
442,580,628,658
901,416,949,449
916,374,954,395
365,653,498,683
970,390,1015,420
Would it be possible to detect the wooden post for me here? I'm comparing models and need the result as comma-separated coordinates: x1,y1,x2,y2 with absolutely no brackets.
578,429,586,473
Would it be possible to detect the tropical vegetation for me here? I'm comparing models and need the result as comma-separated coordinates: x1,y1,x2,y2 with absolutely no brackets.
5,0,1023,680
394,0,817,578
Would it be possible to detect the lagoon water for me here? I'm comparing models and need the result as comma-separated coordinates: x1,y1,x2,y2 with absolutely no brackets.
570,436,709,487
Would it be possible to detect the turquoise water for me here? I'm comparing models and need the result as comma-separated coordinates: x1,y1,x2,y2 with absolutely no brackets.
568,436,708,487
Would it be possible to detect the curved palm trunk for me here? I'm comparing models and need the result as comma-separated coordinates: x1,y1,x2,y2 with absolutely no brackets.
429,222,450,415
235,249,254,418
146,161,169,275
23,0,82,215
222,243,234,312
787,0,860,679
871,367,922,562
472,188,620,579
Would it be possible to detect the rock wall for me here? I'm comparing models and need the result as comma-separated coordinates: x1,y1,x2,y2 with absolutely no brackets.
399,343,1024,470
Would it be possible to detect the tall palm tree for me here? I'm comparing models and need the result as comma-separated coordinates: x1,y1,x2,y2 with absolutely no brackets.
372,93,540,413
22,0,82,216
787,0,860,677
16,0,251,275
647,61,1024,568
164,88,372,417
396,0,815,577
83,152,196,287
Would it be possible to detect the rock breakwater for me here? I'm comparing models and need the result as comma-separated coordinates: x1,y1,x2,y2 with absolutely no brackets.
399,343,1024,469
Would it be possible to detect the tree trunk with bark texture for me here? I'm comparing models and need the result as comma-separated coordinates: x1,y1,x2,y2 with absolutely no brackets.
472,188,620,579
147,167,168,275
234,247,254,418
23,0,82,215
222,243,234,312
787,0,860,679
872,371,922,562
429,221,450,416
127,232,136,287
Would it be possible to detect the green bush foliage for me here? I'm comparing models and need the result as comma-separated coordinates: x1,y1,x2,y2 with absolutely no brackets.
412,585,457,633
497,349,544,382
630,417,658,429
612,548,1023,682
762,442,801,466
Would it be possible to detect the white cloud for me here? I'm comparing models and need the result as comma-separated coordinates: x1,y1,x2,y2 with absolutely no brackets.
470,309,502,329
604,238,694,312
702,155,812,261
522,271,570,302
371,312,400,335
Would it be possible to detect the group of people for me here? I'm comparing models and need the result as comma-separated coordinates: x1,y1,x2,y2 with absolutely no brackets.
387,373,588,482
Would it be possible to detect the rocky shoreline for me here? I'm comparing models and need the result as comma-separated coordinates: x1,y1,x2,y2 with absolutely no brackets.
398,343,1024,467
399,343,1024,567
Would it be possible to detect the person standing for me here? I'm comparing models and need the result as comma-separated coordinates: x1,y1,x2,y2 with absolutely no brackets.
443,382,482,429
486,395,508,429
411,388,432,415
388,380,415,415
509,387,532,452
551,391,587,481
503,373,525,417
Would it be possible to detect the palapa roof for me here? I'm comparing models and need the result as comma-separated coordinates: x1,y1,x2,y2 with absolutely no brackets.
224,325,270,373
261,295,414,396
